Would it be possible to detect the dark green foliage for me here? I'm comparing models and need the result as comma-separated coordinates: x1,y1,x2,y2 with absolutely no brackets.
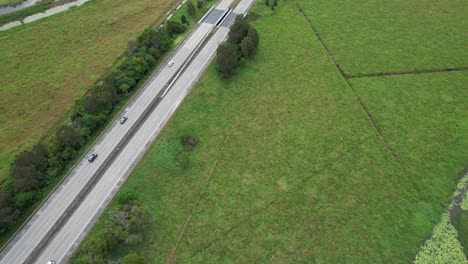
0,191,18,233
166,20,187,37
10,144,49,192
76,200,151,261
265,0,270,6
216,43,239,79
197,0,203,9
218,16,259,78
122,253,145,264
14,192,36,210
181,14,188,24
56,125,83,152
228,15,250,44
273,0,278,7
240,36,256,58
187,1,196,17
117,187,138,205
247,27,259,48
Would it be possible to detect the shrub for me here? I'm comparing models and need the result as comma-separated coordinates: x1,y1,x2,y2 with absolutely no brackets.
216,43,239,78
14,192,36,210
182,135,199,149
187,1,196,17
122,253,145,264
117,188,138,205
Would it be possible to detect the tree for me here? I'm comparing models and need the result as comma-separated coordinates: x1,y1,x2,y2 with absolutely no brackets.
265,0,270,6
240,36,256,59
0,191,19,233
166,20,186,36
117,187,137,205
56,125,83,151
187,1,196,17
228,15,250,44
122,253,145,264
181,14,188,24
10,144,49,192
274,0,278,6
216,43,238,78
247,27,259,48
197,0,203,9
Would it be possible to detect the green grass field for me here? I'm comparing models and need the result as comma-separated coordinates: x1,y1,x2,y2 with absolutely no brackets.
0,0,179,183
296,0,467,75
73,1,467,262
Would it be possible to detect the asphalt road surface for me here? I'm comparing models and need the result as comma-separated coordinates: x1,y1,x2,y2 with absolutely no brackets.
0,0,255,263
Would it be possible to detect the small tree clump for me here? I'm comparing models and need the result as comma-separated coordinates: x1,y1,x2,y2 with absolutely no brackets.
181,14,188,24
187,1,196,17
216,43,239,79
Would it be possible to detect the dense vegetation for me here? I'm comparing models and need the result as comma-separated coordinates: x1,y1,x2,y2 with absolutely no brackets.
0,0,215,246
216,15,259,78
74,188,152,264
74,1,466,262
414,175,467,263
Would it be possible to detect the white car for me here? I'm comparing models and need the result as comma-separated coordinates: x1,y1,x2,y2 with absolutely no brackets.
167,60,174,67
47,261,55,264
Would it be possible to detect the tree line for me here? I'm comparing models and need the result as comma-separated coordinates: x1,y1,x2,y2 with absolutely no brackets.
0,1,207,234
216,15,260,78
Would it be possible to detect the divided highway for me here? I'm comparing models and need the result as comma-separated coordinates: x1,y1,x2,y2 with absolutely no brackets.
0,0,255,263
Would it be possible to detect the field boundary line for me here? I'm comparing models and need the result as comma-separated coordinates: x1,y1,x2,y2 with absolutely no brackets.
348,66,468,79
295,2,419,191
167,103,245,264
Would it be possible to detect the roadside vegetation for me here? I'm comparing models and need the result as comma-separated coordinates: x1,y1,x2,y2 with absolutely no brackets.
0,0,216,248
216,15,259,78
73,1,466,262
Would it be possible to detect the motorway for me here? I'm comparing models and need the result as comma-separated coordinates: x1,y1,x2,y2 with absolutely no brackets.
0,0,255,263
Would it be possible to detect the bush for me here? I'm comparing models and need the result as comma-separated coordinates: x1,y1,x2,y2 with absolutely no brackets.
14,192,36,210
197,0,203,9
166,20,186,36
187,1,196,17
228,15,250,44
182,135,199,149
122,253,145,264
117,188,138,205
181,14,188,24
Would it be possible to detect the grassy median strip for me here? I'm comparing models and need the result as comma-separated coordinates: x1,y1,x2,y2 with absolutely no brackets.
72,1,467,262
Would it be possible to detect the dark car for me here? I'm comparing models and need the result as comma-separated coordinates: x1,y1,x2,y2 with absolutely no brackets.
120,116,128,124
88,153,98,162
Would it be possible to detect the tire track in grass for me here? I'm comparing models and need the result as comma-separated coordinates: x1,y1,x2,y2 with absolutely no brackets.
167,104,246,264
294,1,420,191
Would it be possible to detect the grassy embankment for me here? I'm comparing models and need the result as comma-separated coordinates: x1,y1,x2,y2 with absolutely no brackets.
0,0,180,183
73,0,467,262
